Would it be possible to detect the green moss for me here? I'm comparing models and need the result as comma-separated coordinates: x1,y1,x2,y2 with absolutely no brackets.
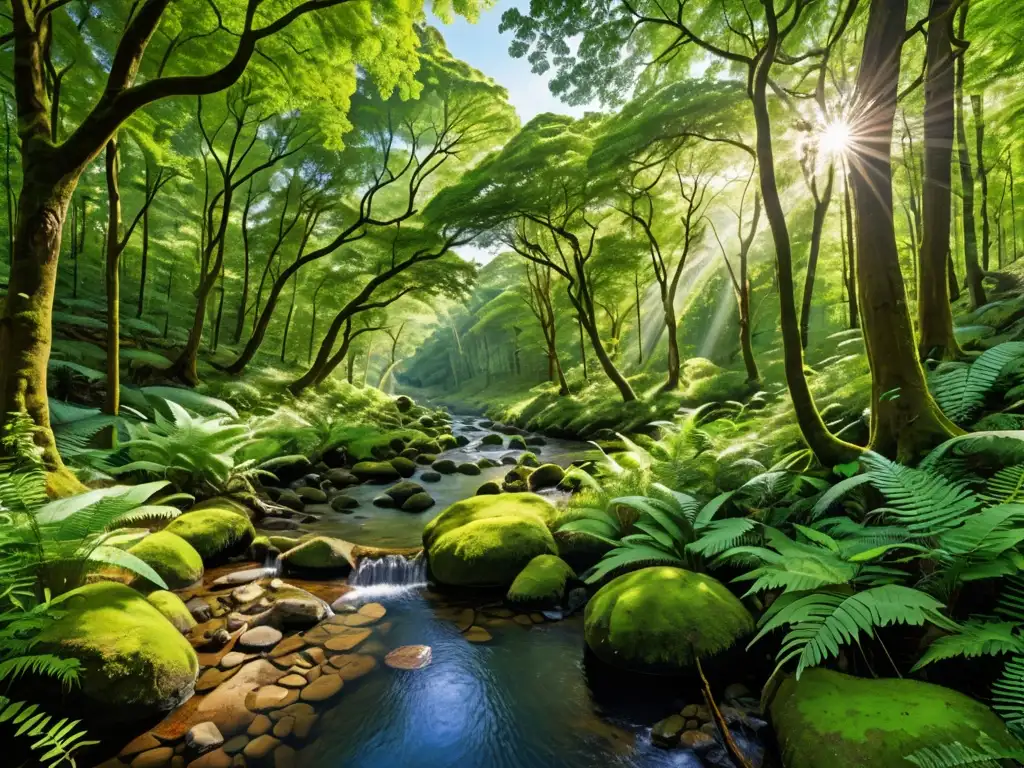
507,554,575,607
457,462,481,475
438,434,459,450
517,451,540,468
351,461,401,483
402,492,435,512
480,433,504,446
128,531,203,590
476,481,502,495
385,480,425,505
146,590,196,633
769,669,1022,767
584,567,753,673
164,508,254,562
335,426,434,462
37,582,198,721
432,459,458,474
390,456,417,478
553,528,615,572
279,536,355,573
424,493,559,587
528,463,565,491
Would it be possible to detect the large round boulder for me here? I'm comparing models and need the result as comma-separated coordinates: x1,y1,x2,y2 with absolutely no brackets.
146,590,197,633
128,531,204,589
36,583,198,722
423,493,558,587
584,567,753,674
507,554,575,608
279,536,356,574
527,463,565,491
352,461,401,483
769,668,1021,767
164,507,254,562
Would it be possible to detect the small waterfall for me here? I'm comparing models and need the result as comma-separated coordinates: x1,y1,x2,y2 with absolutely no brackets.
336,554,427,604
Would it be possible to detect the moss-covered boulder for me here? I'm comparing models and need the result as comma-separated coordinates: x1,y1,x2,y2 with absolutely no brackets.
507,554,575,608
36,583,198,722
438,434,459,450
384,481,425,506
517,451,540,468
395,395,414,412
423,493,558,587
508,435,528,450
296,486,327,504
390,456,417,478
278,536,356,574
146,590,196,633
476,481,502,496
421,471,442,482
769,669,1022,767
415,453,437,465
477,457,498,469
402,492,435,512
457,462,481,476
164,508,254,563
554,528,615,572
128,531,203,589
352,461,401,483
527,463,565,491
584,567,753,674
432,459,458,475
480,433,503,446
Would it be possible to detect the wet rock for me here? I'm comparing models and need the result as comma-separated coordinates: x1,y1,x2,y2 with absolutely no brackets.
132,747,175,768
508,435,528,450
384,481,425,505
395,395,414,412
372,494,396,508
274,745,297,768
186,748,231,768
385,645,432,670
432,459,458,474
463,626,492,643
278,536,356,574
415,453,437,465
527,463,565,491
247,715,272,737
239,626,282,650
681,730,715,750
186,597,214,623
479,420,494,428
652,714,685,747
197,666,239,693
454,608,475,632
330,495,358,512
455,435,470,447
264,456,312,485
323,627,371,652
420,471,442,482
242,735,280,760
276,490,304,513
325,468,358,487
480,433,503,446
121,733,162,758
300,673,344,702
220,651,248,670
186,722,224,754
277,674,306,688
246,684,297,713
390,457,417,478
213,568,277,588
525,436,546,446
402,492,434,512
500,455,518,466
296,486,327,504
328,654,377,681
352,461,401,483
476,457,498,469
221,736,249,756
232,583,265,605
517,452,540,468
457,462,481,476
268,635,306,658
260,516,300,531
475,481,501,496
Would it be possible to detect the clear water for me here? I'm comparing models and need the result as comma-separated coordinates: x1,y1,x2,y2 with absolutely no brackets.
298,590,715,768
298,416,599,548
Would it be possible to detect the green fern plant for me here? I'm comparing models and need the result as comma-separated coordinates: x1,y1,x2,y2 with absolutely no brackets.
905,732,1024,767
930,342,1024,425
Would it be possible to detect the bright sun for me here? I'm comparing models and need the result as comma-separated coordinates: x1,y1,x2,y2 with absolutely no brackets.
818,118,853,157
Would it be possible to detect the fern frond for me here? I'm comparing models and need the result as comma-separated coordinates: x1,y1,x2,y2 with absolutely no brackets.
982,464,1024,504
904,733,1021,768
913,621,1024,670
931,342,1024,424
992,655,1024,737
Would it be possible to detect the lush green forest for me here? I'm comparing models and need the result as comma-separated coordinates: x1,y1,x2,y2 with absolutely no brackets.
5,0,1024,767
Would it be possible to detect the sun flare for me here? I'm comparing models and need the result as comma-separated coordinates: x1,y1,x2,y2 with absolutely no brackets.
818,118,853,157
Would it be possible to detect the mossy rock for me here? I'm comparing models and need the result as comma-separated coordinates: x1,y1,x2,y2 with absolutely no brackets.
268,535,300,552
480,434,504,446
769,668,1022,767
423,493,558,587
527,463,565,491
517,451,540,468
477,457,498,469
146,590,196,633
296,486,327,504
415,453,437,465
164,508,255,563
432,459,458,475
373,494,396,508
584,567,753,674
525,436,547,447
508,435,528,450
390,456,417,478
385,481,425,505
506,554,575,608
455,435,471,447
418,416,436,428
457,462,481,476
554,528,616,572
421,471,442,483
402,492,435,512
278,536,355,574
36,583,198,722
330,494,359,512
351,461,401,484
128,531,203,590
438,434,459,450
476,481,502,496
395,395,414,412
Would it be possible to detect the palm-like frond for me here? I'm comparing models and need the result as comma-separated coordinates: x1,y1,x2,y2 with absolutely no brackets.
992,655,1024,738
930,342,1024,424
0,697,97,768
912,621,1024,670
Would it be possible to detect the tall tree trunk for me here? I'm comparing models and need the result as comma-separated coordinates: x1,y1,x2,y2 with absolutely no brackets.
280,273,297,363
1011,151,1020,262
3,93,13,268
103,138,121,447
850,0,961,460
917,0,963,361
662,297,681,390
800,168,836,348
572,287,634,401
843,170,859,328
634,273,643,365
136,163,151,318
346,344,356,385
211,263,226,352
750,10,856,465
163,257,174,339
954,0,986,307
972,94,990,272
233,180,255,344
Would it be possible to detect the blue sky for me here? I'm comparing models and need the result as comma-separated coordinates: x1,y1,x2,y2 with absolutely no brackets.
427,0,589,123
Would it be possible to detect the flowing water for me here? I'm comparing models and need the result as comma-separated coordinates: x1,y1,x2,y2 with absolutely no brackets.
278,414,761,768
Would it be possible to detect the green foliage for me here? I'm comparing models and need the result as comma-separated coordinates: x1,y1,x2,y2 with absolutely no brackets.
930,343,1024,425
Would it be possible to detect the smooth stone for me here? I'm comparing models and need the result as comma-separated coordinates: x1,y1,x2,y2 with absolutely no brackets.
269,703,315,723
193,660,281,738
300,673,344,702
186,722,225,754
221,735,249,756
420,471,442,483
274,745,297,768
323,628,371,652
651,714,685,747
342,612,378,627
121,733,162,757
330,495,358,512
212,568,276,588
239,626,282,650
132,747,175,768
197,666,238,693
268,635,307,658
247,715,272,737
243,735,280,760
260,516,300,531
464,626,492,643
681,730,716,749
328,654,377,680
184,749,231,768
278,673,307,688
384,645,432,670
220,651,248,670
186,597,214,623
272,716,294,739
246,685,295,712
359,603,386,619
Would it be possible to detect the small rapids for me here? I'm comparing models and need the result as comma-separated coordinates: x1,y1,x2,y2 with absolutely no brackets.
336,554,428,603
